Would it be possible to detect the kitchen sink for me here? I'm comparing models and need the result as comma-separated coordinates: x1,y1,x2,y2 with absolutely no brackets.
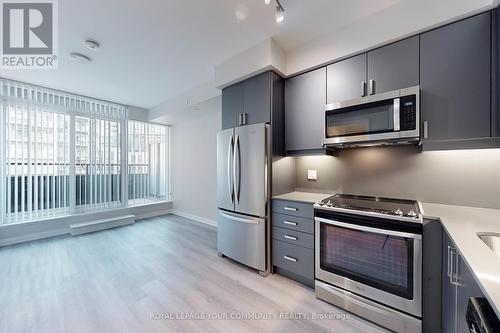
477,233,500,258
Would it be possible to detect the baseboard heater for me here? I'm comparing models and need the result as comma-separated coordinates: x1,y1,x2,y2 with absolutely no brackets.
70,214,136,236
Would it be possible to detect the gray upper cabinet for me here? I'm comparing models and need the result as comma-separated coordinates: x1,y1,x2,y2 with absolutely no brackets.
493,8,500,138
367,36,419,94
222,83,244,130
244,72,271,125
327,53,367,104
221,72,272,130
285,68,326,152
420,13,491,142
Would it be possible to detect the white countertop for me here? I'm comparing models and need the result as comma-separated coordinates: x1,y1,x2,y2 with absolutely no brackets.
272,191,332,204
422,203,500,318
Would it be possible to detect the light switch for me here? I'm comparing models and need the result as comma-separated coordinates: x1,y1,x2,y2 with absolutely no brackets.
307,170,317,180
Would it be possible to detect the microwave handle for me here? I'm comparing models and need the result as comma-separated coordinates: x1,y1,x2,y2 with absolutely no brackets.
393,98,400,131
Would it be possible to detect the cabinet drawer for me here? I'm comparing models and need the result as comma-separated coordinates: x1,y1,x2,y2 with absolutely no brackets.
272,226,314,249
273,239,314,281
272,200,314,219
272,213,314,234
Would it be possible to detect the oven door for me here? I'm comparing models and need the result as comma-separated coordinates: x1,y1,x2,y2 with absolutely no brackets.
315,217,422,317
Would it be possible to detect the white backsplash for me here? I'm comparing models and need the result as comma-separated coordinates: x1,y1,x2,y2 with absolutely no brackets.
295,146,500,209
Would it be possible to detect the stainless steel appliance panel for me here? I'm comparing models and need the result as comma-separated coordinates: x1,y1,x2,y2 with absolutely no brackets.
316,280,422,333
217,128,235,212
217,210,266,271
234,123,268,217
324,86,420,147
315,217,422,317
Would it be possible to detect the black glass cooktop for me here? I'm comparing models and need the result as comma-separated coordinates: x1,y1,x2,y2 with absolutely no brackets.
316,194,420,218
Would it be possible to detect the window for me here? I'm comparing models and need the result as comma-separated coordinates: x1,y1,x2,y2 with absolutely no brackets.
0,79,170,225
128,121,170,205
5,105,70,221
75,116,122,211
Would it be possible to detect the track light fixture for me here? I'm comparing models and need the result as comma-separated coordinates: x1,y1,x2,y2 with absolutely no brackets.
275,0,284,23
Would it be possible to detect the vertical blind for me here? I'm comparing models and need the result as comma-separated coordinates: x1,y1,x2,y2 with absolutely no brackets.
128,121,170,204
0,79,169,225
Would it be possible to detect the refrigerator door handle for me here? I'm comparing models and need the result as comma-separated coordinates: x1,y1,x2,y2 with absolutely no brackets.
233,134,240,204
227,135,234,203
219,211,260,224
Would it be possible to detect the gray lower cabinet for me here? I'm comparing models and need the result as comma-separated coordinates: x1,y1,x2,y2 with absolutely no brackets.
455,253,484,332
272,200,314,219
285,67,326,152
273,240,314,282
442,230,484,333
442,231,457,333
420,12,492,146
272,199,315,287
367,36,419,95
327,53,367,104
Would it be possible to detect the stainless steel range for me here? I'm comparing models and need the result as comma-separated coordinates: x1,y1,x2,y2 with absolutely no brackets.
314,194,423,333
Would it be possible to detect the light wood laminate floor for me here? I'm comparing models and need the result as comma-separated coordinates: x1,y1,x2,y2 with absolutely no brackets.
0,215,389,333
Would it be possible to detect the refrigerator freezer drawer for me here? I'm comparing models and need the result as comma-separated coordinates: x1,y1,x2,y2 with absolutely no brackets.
217,210,266,272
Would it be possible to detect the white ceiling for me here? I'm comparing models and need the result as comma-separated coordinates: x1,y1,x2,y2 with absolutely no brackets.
0,0,401,109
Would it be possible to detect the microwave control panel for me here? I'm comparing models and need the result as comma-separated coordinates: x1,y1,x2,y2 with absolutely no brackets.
400,95,417,131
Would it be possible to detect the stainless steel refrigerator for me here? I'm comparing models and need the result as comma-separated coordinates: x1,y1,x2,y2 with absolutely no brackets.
217,122,270,275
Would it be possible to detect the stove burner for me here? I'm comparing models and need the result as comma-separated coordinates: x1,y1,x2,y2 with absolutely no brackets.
315,194,421,220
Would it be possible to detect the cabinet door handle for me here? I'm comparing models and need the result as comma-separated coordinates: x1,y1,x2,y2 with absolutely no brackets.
284,235,298,241
446,245,451,282
449,248,460,286
423,121,429,139
361,81,367,97
283,207,297,211
283,221,297,226
452,250,460,286
369,80,375,95
283,255,297,262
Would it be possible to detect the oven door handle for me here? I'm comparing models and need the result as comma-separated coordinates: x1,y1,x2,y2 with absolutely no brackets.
315,217,422,239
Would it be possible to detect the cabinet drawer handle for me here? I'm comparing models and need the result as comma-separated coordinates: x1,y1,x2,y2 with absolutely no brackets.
283,221,297,226
284,207,297,211
361,81,366,97
283,255,297,262
284,235,298,241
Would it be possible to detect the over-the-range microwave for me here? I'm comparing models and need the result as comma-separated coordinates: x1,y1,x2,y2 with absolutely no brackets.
324,86,420,148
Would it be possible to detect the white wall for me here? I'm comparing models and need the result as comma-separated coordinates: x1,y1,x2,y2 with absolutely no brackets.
128,105,149,122
170,96,221,225
286,0,498,74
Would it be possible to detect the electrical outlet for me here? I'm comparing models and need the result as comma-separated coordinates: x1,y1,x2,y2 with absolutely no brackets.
307,170,317,180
